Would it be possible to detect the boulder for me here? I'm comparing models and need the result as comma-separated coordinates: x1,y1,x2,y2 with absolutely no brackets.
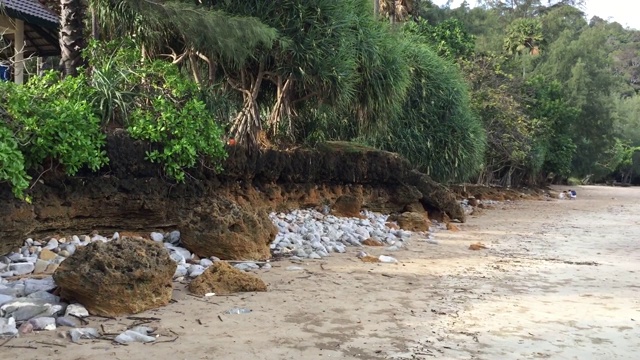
395,212,430,232
181,198,277,261
332,194,362,218
53,237,175,317
188,262,267,296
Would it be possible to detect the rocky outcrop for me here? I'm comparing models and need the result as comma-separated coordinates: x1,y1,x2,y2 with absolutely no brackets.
395,212,430,232
52,237,174,316
181,198,277,260
188,262,267,296
0,135,464,256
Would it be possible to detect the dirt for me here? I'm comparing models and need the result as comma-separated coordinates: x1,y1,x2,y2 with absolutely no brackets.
3,185,640,358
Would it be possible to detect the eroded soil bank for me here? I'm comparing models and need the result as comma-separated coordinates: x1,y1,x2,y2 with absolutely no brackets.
0,136,463,256
2,185,638,359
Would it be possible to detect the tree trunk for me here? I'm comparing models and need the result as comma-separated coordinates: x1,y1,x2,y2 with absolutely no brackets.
59,0,86,77
267,75,294,138
229,66,265,149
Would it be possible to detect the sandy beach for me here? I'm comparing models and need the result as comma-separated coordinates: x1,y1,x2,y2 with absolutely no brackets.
2,185,639,359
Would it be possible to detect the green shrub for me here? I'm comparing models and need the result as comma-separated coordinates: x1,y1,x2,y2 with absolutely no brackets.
0,72,108,198
0,124,30,198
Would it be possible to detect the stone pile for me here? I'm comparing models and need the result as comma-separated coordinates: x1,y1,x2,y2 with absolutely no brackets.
269,209,433,259
0,205,442,340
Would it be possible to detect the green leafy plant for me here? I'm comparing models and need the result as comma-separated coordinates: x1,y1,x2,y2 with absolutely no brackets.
129,97,227,182
0,124,30,198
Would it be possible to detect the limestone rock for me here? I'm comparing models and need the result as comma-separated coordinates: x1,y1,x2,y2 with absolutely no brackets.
332,195,362,218
181,198,277,261
396,212,430,232
188,262,267,296
53,237,175,317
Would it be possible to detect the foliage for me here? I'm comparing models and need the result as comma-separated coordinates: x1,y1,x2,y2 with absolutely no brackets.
89,41,228,182
0,72,108,177
0,123,30,198
404,18,476,59
368,37,486,183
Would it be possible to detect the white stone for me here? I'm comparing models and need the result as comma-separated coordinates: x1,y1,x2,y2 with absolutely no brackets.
150,232,164,242
188,265,205,278
45,238,59,250
199,259,213,267
65,303,89,318
9,262,34,276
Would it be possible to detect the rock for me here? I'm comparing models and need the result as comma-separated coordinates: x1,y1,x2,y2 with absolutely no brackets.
18,321,33,334
173,265,188,279
114,329,156,344
39,249,57,261
469,242,487,250
65,303,89,318
112,232,120,241
0,317,18,338
308,252,322,259
446,223,460,232
332,195,362,218
8,253,23,262
56,316,79,327
45,263,59,274
0,294,15,305
150,232,164,242
189,262,267,296
58,250,71,258
9,262,35,276
234,262,259,271
360,255,380,263
378,255,398,263
69,328,100,343
261,263,272,270
33,259,50,274
28,317,56,331
0,299,64,321
26,290,60,303
24,278,56,295
188,265,206,278
167,230,181,245
362,238,384,246
181,199,277,261
199,259,214,267
44,239,59,250
53,237,175,317
396,212,430,232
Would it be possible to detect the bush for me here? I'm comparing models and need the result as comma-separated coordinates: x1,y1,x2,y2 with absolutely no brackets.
367,38,486,183
0,72,108,198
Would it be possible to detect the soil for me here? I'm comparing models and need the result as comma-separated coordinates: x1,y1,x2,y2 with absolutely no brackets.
3,185,639,359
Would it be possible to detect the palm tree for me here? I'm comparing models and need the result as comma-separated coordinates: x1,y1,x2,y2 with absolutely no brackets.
59,0,86,77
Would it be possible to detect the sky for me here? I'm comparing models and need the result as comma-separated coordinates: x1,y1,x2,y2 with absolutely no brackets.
430,0,640,30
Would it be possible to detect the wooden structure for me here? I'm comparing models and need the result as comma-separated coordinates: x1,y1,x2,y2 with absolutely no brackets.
0,0,59,84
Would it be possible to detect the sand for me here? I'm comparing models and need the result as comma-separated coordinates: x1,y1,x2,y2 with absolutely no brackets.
2,185,639,359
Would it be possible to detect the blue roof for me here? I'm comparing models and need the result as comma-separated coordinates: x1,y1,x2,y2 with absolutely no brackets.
0,0,59,28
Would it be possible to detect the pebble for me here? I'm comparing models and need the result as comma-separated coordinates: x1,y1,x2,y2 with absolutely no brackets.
45,239,59,250
0,317,18,337
199,259,214,267
150,232,164,242
65,303,89,318
188,265,205,278
234,263,259,271
378,255,398,263
10,262,35,275
69,327,100,342
56,316,79,327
